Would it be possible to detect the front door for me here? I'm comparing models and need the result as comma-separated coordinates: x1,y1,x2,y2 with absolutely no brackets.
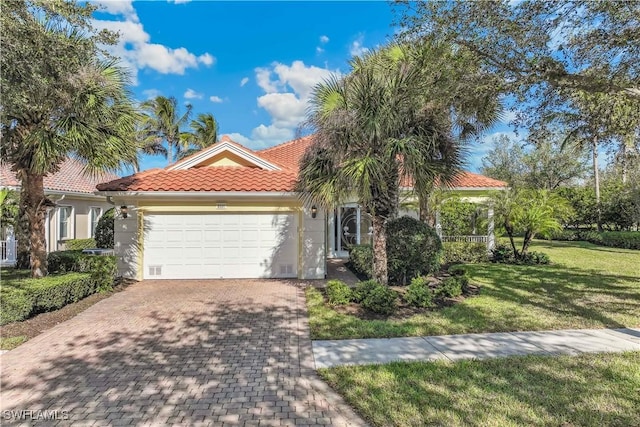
329,205,372,258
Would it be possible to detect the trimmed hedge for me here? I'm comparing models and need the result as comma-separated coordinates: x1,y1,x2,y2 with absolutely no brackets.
1,272,99,325
64,238,96,250
47,250,117,289
551,230,640,250
442,242,489,265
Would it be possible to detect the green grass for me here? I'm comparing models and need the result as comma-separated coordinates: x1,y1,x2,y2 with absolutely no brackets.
319,352,640,427
308,240,640,339
0,336,27,350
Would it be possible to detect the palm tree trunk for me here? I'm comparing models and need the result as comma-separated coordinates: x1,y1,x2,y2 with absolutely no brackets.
592,135,602,231
16,183,30,269
23,171,48,277
371,214,388,285
418,195,436,226
167,142,173,167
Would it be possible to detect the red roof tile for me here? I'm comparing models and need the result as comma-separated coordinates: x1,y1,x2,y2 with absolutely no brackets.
96,167,297,192
1,158,120,194
400,171,507,189
96,135,506,192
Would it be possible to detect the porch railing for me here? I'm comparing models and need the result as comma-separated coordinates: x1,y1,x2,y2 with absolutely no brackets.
441,235,489,244
1,238,17,266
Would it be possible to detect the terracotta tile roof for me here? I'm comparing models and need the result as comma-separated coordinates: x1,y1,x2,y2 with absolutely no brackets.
257,136,314,171
96,134,505,193
400,171,508,189
1,158,120,194
96,167,298,192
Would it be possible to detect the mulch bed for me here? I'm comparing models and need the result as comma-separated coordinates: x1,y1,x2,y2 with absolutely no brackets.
0,278,136,348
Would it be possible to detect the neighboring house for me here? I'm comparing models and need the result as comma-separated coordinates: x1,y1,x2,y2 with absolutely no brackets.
0,159,119,258
97,135,507,281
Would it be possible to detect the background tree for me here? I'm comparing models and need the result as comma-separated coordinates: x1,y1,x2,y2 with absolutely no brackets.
481,134,588,189
1,0,138,277
297,41,500,284
0,189,19,231
395,1,640,104
177,113,219,161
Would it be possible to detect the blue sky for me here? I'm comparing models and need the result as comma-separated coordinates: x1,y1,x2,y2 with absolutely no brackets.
93,0,514,174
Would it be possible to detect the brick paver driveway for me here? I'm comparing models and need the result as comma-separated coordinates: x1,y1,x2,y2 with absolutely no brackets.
0,280,365,426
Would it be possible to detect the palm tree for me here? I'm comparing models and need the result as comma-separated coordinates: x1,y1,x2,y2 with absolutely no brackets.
1,61,139,277
297,42,500,284
176,113,219,161
140,96,193,166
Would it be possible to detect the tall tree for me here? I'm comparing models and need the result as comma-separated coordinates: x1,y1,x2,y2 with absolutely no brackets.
395,1,640,104
297,42,500,284
176,113,219,161
481,134,588,189
1,0,138,277
139,96,193,166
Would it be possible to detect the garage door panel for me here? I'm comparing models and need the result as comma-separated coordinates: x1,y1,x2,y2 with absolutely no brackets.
143,213,298,279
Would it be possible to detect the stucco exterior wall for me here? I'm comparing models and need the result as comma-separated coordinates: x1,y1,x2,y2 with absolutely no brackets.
300,205,326,280
114,205,140,280
46,196,114,252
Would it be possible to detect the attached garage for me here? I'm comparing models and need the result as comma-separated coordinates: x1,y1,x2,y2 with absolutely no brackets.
142,212,298,280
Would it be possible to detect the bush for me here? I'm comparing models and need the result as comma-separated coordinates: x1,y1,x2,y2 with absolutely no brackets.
361,284,398,315
47,250,117,290
352,279,380,303
491,244,550,265
442,242,489,265
437,277,463,298
326,280,352,306
387,216,442,285
65,238,96,250
599,231,640,250
95,207,115,249
0,272,101,325
404,277,434,308
491,244,514,263
347,245,373,279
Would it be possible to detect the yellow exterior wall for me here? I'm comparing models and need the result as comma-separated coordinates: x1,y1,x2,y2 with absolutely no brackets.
194,152,258,168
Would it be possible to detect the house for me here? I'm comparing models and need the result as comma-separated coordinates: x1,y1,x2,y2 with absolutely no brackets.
96,136,507,281
1,159,119,257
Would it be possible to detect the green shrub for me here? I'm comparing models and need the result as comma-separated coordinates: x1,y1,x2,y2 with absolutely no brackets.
361,284,398,315
352,279,380,303
442,242,489,265
491,244,514,263
65,238,96,250
387,216,442,285
95,207,115,249
326,280,352,306
0,272,103,325
347,245,373,279
600,231,640,250
491,244,550,265
437,277,463,298
404,276,434,308
47,251,117,290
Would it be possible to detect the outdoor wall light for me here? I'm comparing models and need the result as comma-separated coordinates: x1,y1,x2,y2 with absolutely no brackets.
311,205,318,219
120,205,129,219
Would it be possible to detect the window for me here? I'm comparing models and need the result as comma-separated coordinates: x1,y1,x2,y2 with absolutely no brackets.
59,206,73,239
89,207,102,238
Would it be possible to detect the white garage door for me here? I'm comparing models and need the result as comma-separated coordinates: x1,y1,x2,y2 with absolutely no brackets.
143,213,298,279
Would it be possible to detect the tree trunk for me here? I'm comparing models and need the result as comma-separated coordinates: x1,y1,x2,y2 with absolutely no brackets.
592,135,602,232
621,138,629,184
167,141,173,167
521,231,535,255
23,171,48,277
371,214,388,285
15,183,30,269
418,194,436,226
505,221,518,258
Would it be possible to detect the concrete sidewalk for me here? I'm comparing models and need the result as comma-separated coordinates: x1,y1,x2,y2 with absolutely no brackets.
312,328,640,368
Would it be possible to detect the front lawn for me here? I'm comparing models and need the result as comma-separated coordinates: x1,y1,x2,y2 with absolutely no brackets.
319,351,640,427
308,240,640,339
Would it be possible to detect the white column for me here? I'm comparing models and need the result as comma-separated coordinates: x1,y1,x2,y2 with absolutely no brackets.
487,207,495,251
328,209,335,258
356,207,361,245
435,210,442,239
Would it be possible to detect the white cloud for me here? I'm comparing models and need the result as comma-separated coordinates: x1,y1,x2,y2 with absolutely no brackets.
240,77,249,87
142,88,161,99
349,34,369,57
249,60,338,147
94,0,138,22
316,47,324,54
209,95,223,103
320,35,329,44
92,3,214,84
184,88,203,99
